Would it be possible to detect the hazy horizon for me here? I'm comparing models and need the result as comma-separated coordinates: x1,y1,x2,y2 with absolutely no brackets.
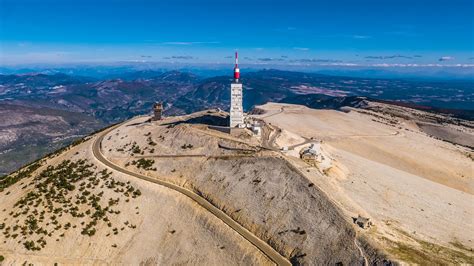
1,0,473,78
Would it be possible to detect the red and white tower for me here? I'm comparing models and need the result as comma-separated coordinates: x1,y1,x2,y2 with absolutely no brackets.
230,51,244,127
234,51,240,82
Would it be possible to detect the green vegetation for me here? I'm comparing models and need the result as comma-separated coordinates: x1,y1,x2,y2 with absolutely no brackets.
466,152,474,162
0,161,42,191
146,136,157,146
386,229,474,264
1,159,142,252
119,141,144,155
131,146,142,154
131,159,156,171
117,141,145,155
0,120,122,187
181,144,194,149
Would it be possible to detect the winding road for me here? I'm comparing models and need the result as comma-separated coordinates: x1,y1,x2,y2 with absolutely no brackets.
91,122,291,266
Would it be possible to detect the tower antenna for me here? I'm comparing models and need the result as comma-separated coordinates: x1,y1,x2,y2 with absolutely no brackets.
233,51,240,83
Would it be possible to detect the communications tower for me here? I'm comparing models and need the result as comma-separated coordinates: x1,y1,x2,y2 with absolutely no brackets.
230,51,244,127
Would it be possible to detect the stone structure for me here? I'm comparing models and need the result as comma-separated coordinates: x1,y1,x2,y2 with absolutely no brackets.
300,143,323,163
354,215,373,229
153,102,163,121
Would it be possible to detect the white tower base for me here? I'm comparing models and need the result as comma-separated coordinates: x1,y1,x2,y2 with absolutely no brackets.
230,83,244,127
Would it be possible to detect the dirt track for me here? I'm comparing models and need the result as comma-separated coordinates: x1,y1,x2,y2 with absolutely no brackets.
92,120,291,266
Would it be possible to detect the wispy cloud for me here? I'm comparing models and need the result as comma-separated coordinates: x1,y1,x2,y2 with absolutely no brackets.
318,34,372,40
370,63,473,67
27,51,72,58
439,56,454,61
163,55,195,60
352,35,372,39
365,55,413,59
317,63,474,68
140,55,152,58
3,51,73,63
257,57,284,62
293,47,310,51
318,62,358,66
292,58,342,63
162,41,220,45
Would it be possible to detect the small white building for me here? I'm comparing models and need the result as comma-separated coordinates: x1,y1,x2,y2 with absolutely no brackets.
251,125,261,136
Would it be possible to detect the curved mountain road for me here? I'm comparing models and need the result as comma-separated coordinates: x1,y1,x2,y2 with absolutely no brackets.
92,123,291,266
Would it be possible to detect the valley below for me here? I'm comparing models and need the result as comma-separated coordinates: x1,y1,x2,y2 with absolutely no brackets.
1,70,473,175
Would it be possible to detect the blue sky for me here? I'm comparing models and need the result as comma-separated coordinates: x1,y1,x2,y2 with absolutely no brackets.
0,0,473,67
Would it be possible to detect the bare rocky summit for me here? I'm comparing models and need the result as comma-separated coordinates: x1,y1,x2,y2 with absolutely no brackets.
0,101,472,265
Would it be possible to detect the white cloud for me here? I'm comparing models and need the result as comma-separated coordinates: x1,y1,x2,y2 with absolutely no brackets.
162,41,220,45
352,35,372,39
163,55,195,60
439,56,454,61
368,63,473,67
293,47,310,51
307,62,474,68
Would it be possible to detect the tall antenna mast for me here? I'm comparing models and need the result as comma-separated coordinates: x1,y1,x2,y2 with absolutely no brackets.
234,51,240,83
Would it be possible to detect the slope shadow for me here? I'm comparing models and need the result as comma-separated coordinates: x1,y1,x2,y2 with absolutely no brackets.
161,114,229,127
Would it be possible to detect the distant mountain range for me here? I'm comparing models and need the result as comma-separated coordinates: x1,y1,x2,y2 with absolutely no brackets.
0,69,473,174
0,103,103,175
